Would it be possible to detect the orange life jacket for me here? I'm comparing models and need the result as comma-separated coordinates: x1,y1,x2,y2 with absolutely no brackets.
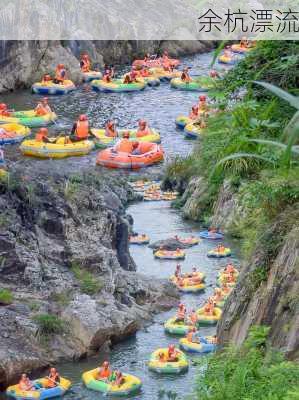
46,373,59,388
187,331,193,342
98,368,111,379
35,104,48,116
116,139,134,153
75,120,89,139
136,127,150,137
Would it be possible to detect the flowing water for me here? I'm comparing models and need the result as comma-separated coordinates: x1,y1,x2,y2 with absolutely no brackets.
1,52,238,399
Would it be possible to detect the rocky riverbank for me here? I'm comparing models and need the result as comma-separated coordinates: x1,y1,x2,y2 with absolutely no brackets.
0,40,215,93
0,168,178,389
163,174,299,360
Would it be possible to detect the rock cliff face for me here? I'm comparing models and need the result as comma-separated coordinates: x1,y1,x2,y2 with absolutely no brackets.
0,40,214,93
178,176,299,359
0,169,178,388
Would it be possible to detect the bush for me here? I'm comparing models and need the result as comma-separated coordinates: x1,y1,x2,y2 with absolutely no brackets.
34,314,65,335
71,264,103,295
0,288,13,305
194,326,299,400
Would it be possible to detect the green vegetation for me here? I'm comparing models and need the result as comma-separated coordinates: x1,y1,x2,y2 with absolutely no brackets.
0,288,13,305
34,313,65,335
165,40,299,262
71,263,104,295
193,326,299,400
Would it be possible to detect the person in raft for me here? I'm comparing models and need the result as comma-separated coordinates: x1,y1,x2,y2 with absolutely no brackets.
181,67,191,82
209,69,219,78
53,64,66,84
44,367,60,388
70,114,91,141
41,74,52,84
18,374,36,391
123,68,138,84
80,53,91,73
97,361,112,382
0,103,11,117
105,120,118,138
188,309,198,326
216,244,226,253
175,303,186,323
136,119,150,137
189,105,199,120
114,131,134,153
35,127,51,143
224,263,237,274
35,97,52,116
198,95,208,112
186,327,201,343
112,370,125,387
203,297,216,316
166,345,179,361
223,46,233,58
140,65,151,77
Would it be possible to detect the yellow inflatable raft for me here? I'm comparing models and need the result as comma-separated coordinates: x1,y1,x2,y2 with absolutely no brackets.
91,128,161,148
148,348,189,374
0,123,31,145
6,377,71,400
0,110,57,128
82,369,141,396
129,234,150,245
196,307,222,326
20,138,94,159
154,249,186,260
164,317,193,335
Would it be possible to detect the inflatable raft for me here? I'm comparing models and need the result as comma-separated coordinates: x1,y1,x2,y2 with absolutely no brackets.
196,307,222,326
82,369,141,396
164,317,192,335
133,58,180,68
199,230,224,240
231,44,253,54
6,377,71,400
91,79,146,93
184,123,202,139
0,124,31,145
154,249,185,260
170,78,207,92
96,142,164,169
148,348,188,374
0,110,57,128
218,55,236,65
91,128,161,148
207,248,231,258
177,237,200,246
174,281,206,293
149,68,181,82
82,70,102,82
179,337,217,353
20,138,94,159
129,234,150,245
32,80,76,95
175,115,192,129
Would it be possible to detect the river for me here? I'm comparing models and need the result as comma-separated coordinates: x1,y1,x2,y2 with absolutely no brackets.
1,51,238,399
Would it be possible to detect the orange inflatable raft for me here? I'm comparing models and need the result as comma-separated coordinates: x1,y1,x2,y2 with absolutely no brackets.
96,142,164,169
